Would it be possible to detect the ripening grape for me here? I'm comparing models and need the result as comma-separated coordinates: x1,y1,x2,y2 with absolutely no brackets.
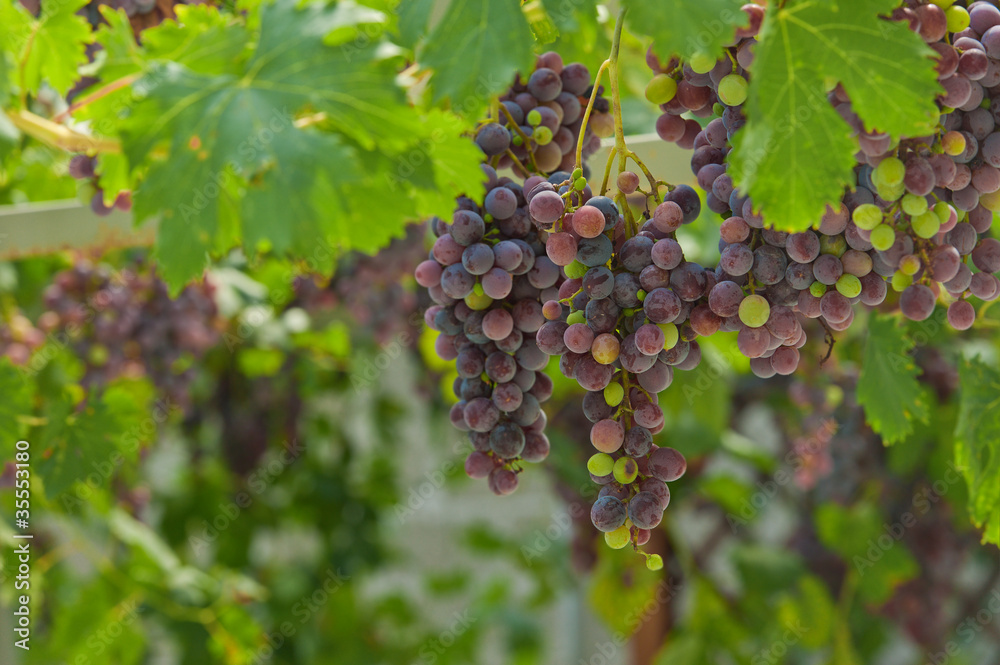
646,74,678,104
738,294,770,328
718,74,748,106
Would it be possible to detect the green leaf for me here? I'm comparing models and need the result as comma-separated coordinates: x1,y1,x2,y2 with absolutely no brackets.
0,359,32,455
38,380,154,499
4,0,93,96
623,0,747,61
418,0,535,114
142,5,250,76
954,357,1000,546
395,0,436,50
814,502,918,605
119,0,443,291
588,548,663,636
729,0,941,231
856,314,930,445
95,152,130,202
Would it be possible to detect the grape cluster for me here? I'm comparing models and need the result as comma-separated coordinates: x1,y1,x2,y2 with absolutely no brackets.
294,225,427,346
522,169,691,560
476,52,610,176
68,155,132,217
40,261,219,405
646,1,1000,378
418,164,560,496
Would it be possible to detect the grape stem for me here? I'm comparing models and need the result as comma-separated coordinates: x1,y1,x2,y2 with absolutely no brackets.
574,59,610,172
7,109,121,154
53,74,141,124
626,150,662,205
600,146,617,195
503,148,532,176
818,318,836,365
499,103,540,173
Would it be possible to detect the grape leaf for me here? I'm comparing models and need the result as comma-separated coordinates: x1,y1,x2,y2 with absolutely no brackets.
417,0,535,115
119,0,449,291
954,358,1000,546
856,314,930,445
0,359,32,455
622,0,747,61
395,0,436,50
38,395,118,498
1,0,92,96
729,0,941,231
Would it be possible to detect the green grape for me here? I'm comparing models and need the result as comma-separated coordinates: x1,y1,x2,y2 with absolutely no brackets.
604,382,624,407
901,193,928,216
835,274,862,298
646,554,664,571
689,52,716,74
852,203,883,230
645,74,678,105
512,134,523,147
946,5,970,32
809,281,827,297
588,453,614,476
877,182,905,203
870,224,896,251
605,525,630,549
819,234,847,257
930,0,955,7
982,190,1000,212
900,254,922,276
527,109,542,126
613,457,639,484
567,310,586,325
912,210,941,239
637,289,647,302
738,294,770,328
574,176,587,190
713,102,725,116
465,291,493,310
891,270,912,292
933,201,952,222
572,167,583,180
875,157,906,187
658,322,679,350
718,74,748,106
565,260,588,278
533,125,553,146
